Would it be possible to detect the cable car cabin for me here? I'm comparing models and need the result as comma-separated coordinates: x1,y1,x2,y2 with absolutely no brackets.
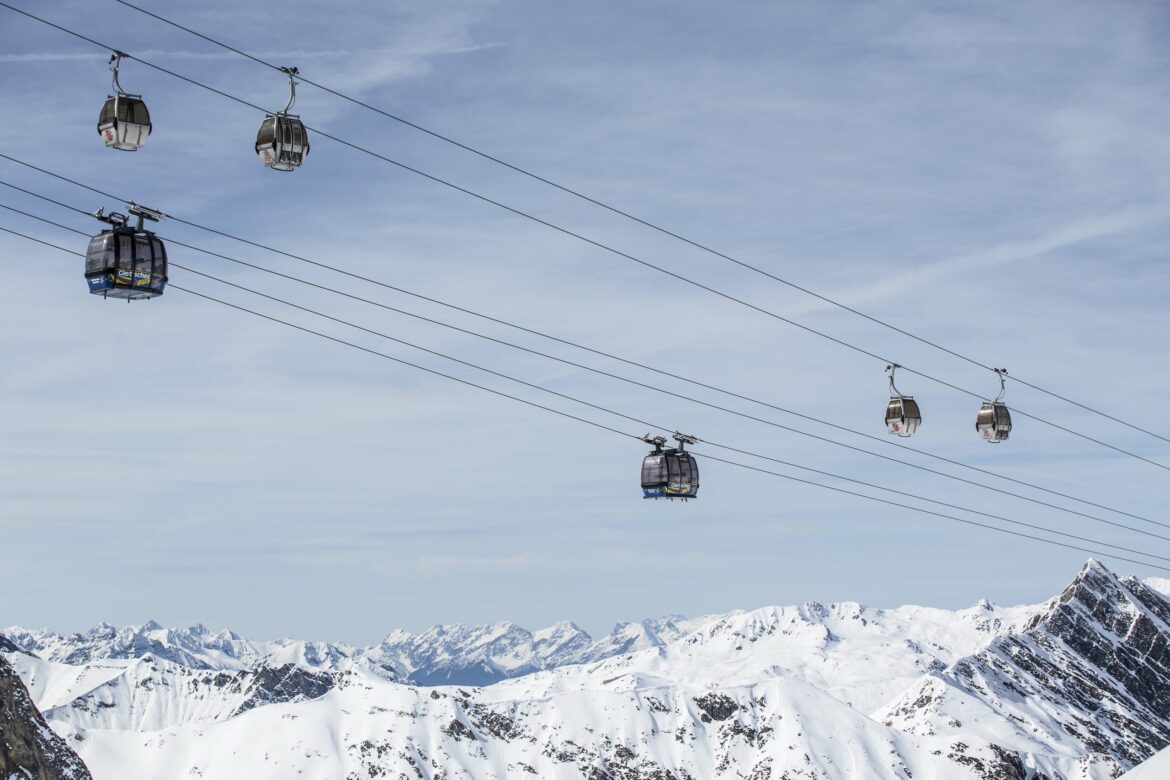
976,401,1012,443
256,114,309,171
98,93,151,151
641,447,699,500
85,228,167,300
885,396,921,437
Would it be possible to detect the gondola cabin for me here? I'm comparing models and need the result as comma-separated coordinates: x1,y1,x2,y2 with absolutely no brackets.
84,207,166,300
976,401,1012,443
885,395,921,437
641,434,699,500
98,54,150,151
98,93,151,151
255,113,309,171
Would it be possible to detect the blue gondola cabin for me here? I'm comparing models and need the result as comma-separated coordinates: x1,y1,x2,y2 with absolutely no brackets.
641,437,700,500
85,228,167,300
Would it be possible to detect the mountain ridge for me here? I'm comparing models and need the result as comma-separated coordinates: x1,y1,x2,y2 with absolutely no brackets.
4,560,1169,778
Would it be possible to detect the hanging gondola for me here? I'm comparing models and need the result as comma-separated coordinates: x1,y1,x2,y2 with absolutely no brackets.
976,368,1012,442
84,204,167,300
255,66,310,171
641,433,700,500
884,363,921,437
98,52,151,151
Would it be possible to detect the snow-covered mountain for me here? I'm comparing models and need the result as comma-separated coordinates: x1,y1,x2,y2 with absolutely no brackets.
3,615,706,687
880,560,1170,771
3,559,1168,778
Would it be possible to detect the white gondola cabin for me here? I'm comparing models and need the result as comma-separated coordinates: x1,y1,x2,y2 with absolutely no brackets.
884,364,921,437
256,67,309,171
98,53,150,151
976,369,1012,443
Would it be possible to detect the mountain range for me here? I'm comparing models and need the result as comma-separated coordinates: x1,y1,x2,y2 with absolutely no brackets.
3,614,705,687
2,559,1169,779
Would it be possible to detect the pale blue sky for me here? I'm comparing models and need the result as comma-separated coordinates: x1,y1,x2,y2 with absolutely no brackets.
1,0,1168,644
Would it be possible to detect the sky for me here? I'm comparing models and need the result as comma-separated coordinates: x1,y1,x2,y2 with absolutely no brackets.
0,0,1168,645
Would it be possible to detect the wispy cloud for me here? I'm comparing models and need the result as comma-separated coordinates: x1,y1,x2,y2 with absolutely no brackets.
1,0,1167,642
0,44,504,64
826,204,1170,309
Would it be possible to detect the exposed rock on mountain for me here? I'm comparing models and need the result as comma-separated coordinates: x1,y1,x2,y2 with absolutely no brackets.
881,560,1170,775
0,654,91,780
14,655,341,732
4,560,1169,779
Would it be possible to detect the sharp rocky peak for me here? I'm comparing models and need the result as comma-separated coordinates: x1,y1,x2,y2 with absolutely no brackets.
882,558,1170,773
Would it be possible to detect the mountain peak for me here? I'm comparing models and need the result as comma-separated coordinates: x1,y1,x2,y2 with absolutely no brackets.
1055,557,1121,603
885,558,1170,772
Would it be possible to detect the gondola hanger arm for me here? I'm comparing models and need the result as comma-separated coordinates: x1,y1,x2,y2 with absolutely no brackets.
993,368,1009,403
886,363,905,398
278,66,298,114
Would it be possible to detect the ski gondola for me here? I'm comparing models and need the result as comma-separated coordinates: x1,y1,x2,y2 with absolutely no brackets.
976,368,1012,442
255,67,309,171
641,433,699,500
884,363,921,437
98,52,151,151
84,204,167,300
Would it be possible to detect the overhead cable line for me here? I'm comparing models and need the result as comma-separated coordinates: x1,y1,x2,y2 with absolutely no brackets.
0,224,643,443
107,0,1170,447
0,169,1163,535
3,220,1169,574
1,2,1166,472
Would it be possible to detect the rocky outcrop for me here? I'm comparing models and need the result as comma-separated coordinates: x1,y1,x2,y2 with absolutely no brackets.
234,663,336,714
881,560,1170,776
0,654,91,780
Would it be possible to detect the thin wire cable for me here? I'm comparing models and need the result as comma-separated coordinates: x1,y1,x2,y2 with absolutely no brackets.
1,173,1163,533
107,0,1170,445
0,224,642,443
4,219,1165,573
2,1,1166,471
693,451,1170,573
171,261,1170,552
4,216,1170,563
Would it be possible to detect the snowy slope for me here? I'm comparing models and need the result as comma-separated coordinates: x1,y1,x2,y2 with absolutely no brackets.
1121,745,1170,778
54,672,1023,780
5,651,339,732
880,560,1170,774
1144,577,1170,598
4,559,1169,779
553,599,1038,715
4,603,1025,702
